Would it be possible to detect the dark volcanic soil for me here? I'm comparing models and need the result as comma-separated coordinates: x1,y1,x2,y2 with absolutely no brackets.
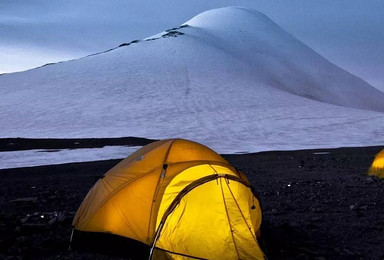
0,142,383,259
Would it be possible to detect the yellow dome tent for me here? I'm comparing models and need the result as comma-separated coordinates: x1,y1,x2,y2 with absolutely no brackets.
71,139,264,259
368,149,384,178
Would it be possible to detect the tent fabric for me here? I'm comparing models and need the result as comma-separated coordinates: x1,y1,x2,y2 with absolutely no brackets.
153,176,263,260
368,149,384,178
72,139,264,259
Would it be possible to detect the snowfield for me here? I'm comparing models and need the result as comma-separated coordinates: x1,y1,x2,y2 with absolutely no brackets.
0,7,383,155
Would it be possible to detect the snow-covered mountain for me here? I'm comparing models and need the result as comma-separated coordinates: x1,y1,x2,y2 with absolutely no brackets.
1,7,383,153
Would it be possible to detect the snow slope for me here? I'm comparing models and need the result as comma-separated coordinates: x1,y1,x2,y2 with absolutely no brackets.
0,7,383,153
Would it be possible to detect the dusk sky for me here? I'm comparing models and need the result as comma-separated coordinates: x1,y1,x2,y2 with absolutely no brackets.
1,0,383,91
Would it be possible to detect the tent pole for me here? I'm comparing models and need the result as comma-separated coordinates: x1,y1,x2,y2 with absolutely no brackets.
68,228,74,250
148,222,163,260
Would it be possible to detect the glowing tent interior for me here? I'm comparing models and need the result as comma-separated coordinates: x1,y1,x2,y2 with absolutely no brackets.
368,149,384,178
71,139,264,259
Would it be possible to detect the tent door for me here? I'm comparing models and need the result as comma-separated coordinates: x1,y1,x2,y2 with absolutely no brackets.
149,176,263,260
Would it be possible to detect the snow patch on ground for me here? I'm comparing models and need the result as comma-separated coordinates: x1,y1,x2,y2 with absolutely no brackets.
0,146,140,170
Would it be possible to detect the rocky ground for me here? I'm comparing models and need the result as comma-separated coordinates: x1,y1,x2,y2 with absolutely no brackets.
0,139,383,259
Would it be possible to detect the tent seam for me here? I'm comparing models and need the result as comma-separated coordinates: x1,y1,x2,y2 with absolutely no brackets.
226,181,259,243
112,202,141,240
219,178,240,258
147,139,176,241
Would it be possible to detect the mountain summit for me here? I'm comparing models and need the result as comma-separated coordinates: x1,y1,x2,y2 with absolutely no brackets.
184,7,384,111
0,7,383,152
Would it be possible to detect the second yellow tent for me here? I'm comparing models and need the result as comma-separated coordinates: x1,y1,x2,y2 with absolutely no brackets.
368,149,384,178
